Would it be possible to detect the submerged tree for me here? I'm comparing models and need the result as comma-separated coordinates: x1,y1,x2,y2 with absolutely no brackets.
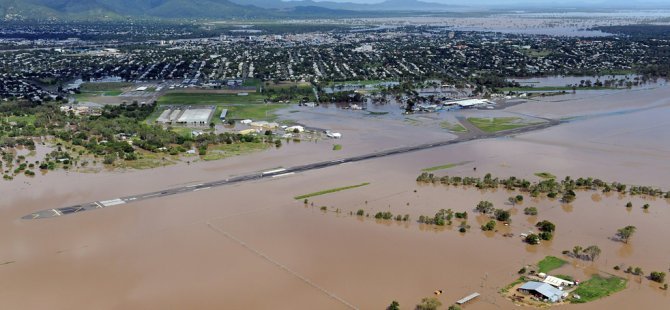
388,300,400,310
475,200,494,214
583,245,602,261
416,297,442,310
616,225,637,243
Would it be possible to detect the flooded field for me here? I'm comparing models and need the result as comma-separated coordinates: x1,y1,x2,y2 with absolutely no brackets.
2,84,670,308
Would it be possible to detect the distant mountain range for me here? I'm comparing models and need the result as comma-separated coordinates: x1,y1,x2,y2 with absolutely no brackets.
0,0,459,20
0,0,270,19
3,0,666,21
230,0,458,11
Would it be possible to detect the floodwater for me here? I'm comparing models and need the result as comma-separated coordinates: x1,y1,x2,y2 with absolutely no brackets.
1,85,670,309
508,75,645,88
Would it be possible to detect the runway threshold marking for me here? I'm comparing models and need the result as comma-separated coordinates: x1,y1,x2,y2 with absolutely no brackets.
99,199,125,207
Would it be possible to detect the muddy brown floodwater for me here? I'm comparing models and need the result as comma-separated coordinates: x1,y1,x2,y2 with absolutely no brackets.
1,86,670,309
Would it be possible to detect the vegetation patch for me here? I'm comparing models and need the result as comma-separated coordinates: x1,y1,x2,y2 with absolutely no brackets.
294,182,370,200
422,161,469,172
202,142,269,161
332,144,342,151
158,92,266,105
467,117,531,133
223,104,289,121
440,121,467,132
537,256,567,273
501,276,527,293
535,172,556,179
570,275,627,303
79,82,132,92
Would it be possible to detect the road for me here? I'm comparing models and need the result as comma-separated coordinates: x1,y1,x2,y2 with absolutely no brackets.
22,119,560,220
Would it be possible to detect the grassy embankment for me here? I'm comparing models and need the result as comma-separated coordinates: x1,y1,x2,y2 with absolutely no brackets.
157,92,288,122
467,117,534,133
422,161,470,172
570,275,627,303
75,82,131,101
535,172,556,179
294,183,370,200
439,120,467,133
201,142,269,161
537,256,567,273
329,79,393,86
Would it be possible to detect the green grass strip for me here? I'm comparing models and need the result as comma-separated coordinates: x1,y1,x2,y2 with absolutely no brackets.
570,275,627,303
535,172,556,179
294,182,370,200
422,161,470,172
537,256,567,273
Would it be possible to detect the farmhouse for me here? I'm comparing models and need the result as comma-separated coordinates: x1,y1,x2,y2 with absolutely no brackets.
517,281,568,303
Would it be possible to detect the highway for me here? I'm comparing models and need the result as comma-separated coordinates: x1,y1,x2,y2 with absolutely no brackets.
22,119,560,220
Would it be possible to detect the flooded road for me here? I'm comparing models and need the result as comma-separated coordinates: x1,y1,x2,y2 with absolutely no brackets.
1,86,670,309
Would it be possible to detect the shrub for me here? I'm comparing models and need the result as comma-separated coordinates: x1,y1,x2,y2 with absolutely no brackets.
525,234,540,245
524,207,538,215
650,272,666,283
481,220,496,231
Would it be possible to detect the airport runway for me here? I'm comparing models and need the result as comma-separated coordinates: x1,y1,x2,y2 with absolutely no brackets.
22,120,560,220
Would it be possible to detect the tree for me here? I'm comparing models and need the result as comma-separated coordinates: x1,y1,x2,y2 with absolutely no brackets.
448,305,461,310
388,300,400,310
536,220,556,233
583,245,602,261
572,246,583,259
523,207,538,216
481,220,496,231
616,225,637,243
525,234,540,245
509,195,523,206
416,297,442,310
650,272,666,283
475,200,494,214
539,232,553,241
561,190,576,203
494,209,511,222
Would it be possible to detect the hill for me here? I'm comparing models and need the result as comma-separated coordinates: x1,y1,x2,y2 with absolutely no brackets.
0,0,269,20
232,0,458,11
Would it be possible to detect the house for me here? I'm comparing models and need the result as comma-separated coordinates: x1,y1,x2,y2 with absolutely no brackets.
542,275,575,288
219,109,228,121
518,281,568,303
239,129,258,135
250,121,279,129
326,131,342,139
285,125,304,133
